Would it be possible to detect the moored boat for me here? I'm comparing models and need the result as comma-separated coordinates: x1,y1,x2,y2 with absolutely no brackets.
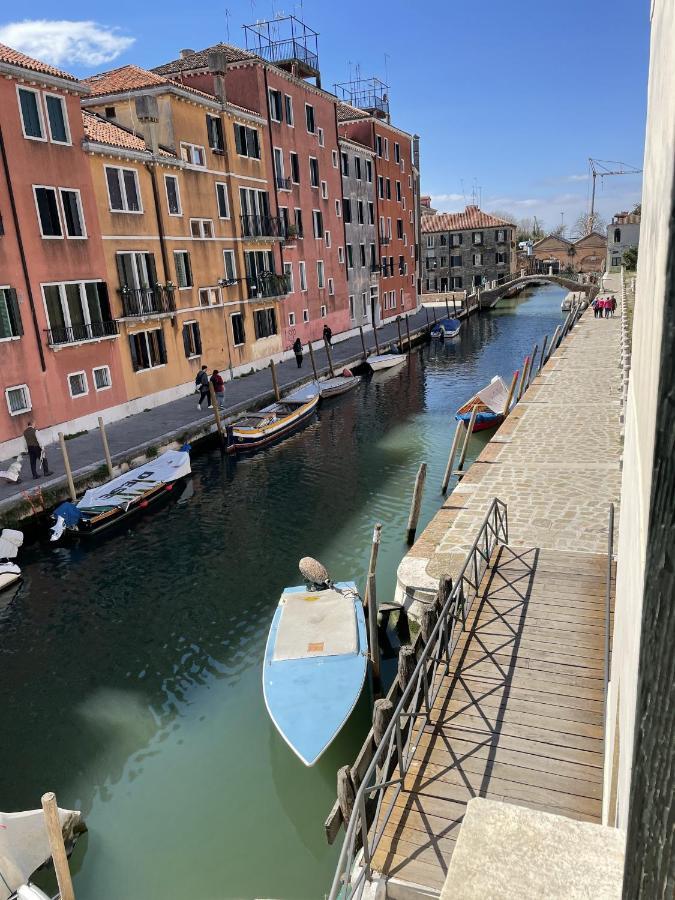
226,384,319,454
455,375,510,432
430,318,461,339
318,375,360,399
263,574,367,766
50,446,192,541
0,529,23,593
367,353,407,372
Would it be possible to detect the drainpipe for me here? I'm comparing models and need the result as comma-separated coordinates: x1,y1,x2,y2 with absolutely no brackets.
136,97,171,287
334,105,351,326
0,124,46,370
262,65,284,281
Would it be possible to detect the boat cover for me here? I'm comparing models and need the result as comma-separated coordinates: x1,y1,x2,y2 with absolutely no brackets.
0,529,23,560
475,376,510,414
432,318,461,333
77,448,191,513
273,589,357,661
281,383,320,405
0,806,83,900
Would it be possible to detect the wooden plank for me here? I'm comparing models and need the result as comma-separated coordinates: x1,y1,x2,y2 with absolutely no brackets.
370,846,447,889
433,681,603,724
425,713,603,754
451,646,605,677
452,630,605,662
429,700,604,740
446,658,604,691
433,674,604,712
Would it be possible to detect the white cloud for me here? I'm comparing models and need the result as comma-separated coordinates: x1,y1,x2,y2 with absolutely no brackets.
567,173,589,182
0,20,135,67
430,193,465,203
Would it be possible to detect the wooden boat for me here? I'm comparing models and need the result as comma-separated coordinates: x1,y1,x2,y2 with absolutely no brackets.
430,318,461,339
318,375,360,399
367,353,407,372
0,529,23,593
226,384,319,454
456,375,510,432
50,446,191,541
263,582,367,766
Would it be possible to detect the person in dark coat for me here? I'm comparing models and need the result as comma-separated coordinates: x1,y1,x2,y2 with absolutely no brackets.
292,338,303,368
210,369,226,411
23,421,51,479
323,324,332,347
196,365,211,409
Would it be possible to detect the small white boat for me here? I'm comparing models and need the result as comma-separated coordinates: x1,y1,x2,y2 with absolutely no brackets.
430,318,461,339
318,375,360,399
367,353,407,372
263,580,368,766
0,529,23,593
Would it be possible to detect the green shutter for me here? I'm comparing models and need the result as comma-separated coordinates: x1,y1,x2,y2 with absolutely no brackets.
7,289,23,336
194,323,202,355
128,334,140,371
182,324,191,358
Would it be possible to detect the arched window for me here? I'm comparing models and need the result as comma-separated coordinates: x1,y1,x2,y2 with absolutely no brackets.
614,228,621,243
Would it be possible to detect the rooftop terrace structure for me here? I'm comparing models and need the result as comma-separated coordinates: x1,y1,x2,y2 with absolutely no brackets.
334,75,390,121
242,15,321,85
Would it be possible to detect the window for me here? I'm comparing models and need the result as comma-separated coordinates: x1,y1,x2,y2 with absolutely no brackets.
231,313,245,346
128,328,167,371
332,149,339,168
399,254,406,274
60,189,85,238
288,311,296,326
234,124,260,159
190,219,213,239
174,251,193,288
299,261,307,291
440,235,447,246
370,243,376,268
341,152,350,176
290,151,300,184
165,175,182,215
360,243,366,267
472,252,482,265
319,181,327,201
473,274,482,287
452,233,462,247
343,198,352,223
338,246,345,264
386,217,392,239
384,138,389,160
366,160,373,182
93,366,112,391
335,199,342,217
34,186,85,239
199,287,222,306
394,142,400,163
378,176,384,199
0,288,23,340
472,231,483,244
182,321,202,358
318,127,324,147
68,371,88,398
309,157,319,188
294,207,304,238
346,244,354,268
180,142,206,166
216,182,230,219
496,251,506,264
284,261,294,293
396,181,402,202
361,292,368,317
285,95,294,125
222,250,237,283
7,383,32,417
305,104,315,133
324,230,331,248
496,229,506,243
43,281,112,343
452,276,463,289
376,135,383,157
45,94,70,144
368,201,374,225
312,209,323,238
357,201,364,225
320,304,327,318
397,219,403,239
206,115,224,152
268,88,283,122
349,295,355,319
426,235,434,249
450,254,462,267
386,179,391,200
303,308,309,323
273,147,286,186
614,228,622,243
254,307,277,339
279,206,290,236
105,106,116,119
317,260,325,288
355,157,362,180
328,278,334,296
105,166,142,213
18,87,45,139
33,187,61,237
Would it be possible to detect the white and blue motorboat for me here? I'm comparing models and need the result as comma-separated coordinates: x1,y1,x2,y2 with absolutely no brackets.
263,577,368,766
430,317,461,339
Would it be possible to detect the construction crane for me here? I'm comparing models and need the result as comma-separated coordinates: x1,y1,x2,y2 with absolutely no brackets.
588,158,642,219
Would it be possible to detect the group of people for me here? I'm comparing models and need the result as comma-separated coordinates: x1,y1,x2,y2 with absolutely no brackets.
592,295,617,318
195,366,226,411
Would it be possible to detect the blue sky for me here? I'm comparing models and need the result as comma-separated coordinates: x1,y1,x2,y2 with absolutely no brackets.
0,0,650,233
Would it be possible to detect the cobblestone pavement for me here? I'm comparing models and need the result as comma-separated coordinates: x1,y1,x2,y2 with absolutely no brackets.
400,277,623,590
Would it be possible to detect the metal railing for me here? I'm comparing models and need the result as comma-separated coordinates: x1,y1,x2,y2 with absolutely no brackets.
328,498,508,899
119,286,175,318
240,214,286,239
246,272,290,299
255,38,319,70
276,174,292,190
602,502,614,805
379,236,391,246
46,320,119,345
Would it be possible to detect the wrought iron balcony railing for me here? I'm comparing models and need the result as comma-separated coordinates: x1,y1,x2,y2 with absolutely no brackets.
118,285,176,318
241,214,286,239
47,320,119,346
246,273,291,299
379,235,391,246
276,174,292,190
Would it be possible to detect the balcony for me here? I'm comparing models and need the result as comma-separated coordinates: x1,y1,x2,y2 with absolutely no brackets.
241,214,286,240
276,174,292,190
119,285,176,318
47,320,119,346
246,273,291,299
380,236,391,246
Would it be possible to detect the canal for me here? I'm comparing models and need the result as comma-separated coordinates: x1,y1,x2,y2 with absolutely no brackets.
1,284,565,900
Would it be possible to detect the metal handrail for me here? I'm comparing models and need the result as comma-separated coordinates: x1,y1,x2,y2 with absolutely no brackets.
328,497,508,899
602,502,614,805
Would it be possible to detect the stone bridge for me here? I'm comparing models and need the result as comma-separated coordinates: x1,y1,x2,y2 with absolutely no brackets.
480,272,599,309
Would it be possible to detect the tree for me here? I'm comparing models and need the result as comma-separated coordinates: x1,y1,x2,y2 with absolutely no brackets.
623,246,638,270
489,209,517,226
515,217,545,242
549,223,567,238
632,203,642,216
573,211,606,237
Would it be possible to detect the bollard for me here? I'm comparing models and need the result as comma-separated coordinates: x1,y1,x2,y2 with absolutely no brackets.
270,357,281,401
445,298,450,318
97,416,113,477
424,307,429,328
373,325,381,356
41,792,75,900
397,645,416,691
528,344,538,388
58,433,76,501
516,356,530,402
538,335,549,374
406,463,427,545
373,699,394,747
308,341,319,380
441,422,463,493
420,604,438,644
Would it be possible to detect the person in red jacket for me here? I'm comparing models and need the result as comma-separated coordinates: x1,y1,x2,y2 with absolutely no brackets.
210,369,226,411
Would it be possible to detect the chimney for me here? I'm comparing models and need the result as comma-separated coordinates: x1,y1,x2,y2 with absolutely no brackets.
179,48,195,59
135,95,160,156
207,50,228,104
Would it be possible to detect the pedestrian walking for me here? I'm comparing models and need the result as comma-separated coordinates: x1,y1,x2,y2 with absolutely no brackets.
292,337,303,369
611,296,617,317
323,324,332,347
196,365,211,409
592,297,601,319
604,297,611,318
23,421,51,479
210,368,226,411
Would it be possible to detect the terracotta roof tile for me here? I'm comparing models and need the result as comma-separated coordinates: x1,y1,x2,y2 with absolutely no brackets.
421,206,514,233
81,110,175,157
152,43,257,75
0,42,78,82
336,101,370,123
84,64,217,102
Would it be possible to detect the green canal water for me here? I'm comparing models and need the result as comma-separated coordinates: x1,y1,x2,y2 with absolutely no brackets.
1,285,565,900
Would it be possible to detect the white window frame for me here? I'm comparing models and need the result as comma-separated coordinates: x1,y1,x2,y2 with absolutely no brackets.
174,250,193,288
426,235,434,248
288,311,296,326
16,85,46,142
93,365,112,392
180,142,206,167
332,149,339,168
321,180,328,200
317,260,325,289
32,185,62,239
299,261,307,292
183,320,201,358
59,188,87,239
44,92,71,145
41,279,108,340
324,230,331,248
303,308,309,323
165,174,182,216
284,94,294,126
305,103,315,134
190,218,214,239
318,126,325,147
384,138,389,160
67,370,89,399
104,165,143,214
328,277,335,296
5,384,32,416
283,261,294,293
309,156,319,189
320,304,327,318
215,182,230,219
338,246,345,264
268,88,282,123
222,250,237,283
230,312,246,347
335,199,341,217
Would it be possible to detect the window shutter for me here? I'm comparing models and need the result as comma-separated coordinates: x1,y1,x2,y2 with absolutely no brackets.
156,328,167,364
182,324,191,358
146,253,158,286
194,323,202,356
128,334,140,371
7,289,23,336
116,253,129,288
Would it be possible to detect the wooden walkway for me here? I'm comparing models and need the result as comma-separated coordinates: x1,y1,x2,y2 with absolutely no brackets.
371,545,612,892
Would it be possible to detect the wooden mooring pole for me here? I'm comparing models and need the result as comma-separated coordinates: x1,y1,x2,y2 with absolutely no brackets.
337,767,355,827
456,407,478,475
441,422,463,493
270,358,281,401
358,326,367,360
308,341,319,381
404,315,412,352
97,416,113,477
503,370,519,418
516,356,530,402
539,335,549,374
424,306,430,329
41,792,75,900
396,317,403,352
208,383,225,445
406,462,427,544
58,432,76,501
373,325,381,356
528,344,539,387
397,645,416,692
445,298,450,317
367,571,380,684
324,337,335,377
364,523,382,608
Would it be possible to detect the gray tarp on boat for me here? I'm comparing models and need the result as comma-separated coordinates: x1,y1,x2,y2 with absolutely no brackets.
475,376,510,414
